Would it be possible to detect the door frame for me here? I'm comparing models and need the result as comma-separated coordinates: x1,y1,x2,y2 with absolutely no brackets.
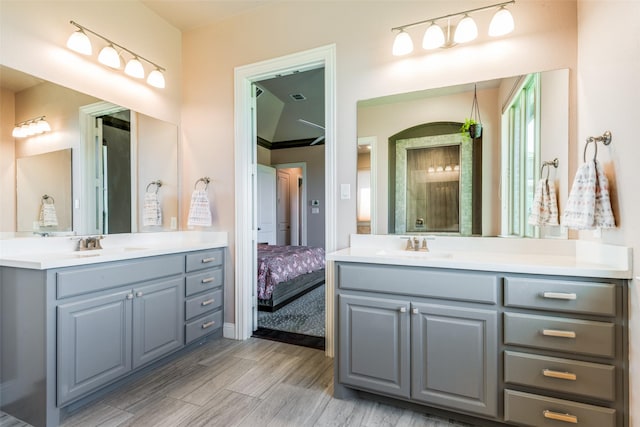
234,44,337,356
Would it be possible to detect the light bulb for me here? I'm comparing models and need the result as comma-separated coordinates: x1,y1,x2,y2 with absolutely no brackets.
445,165,453,172
125,57,145,79
147,69,166,88
422,23,445,50
454,15,478,43
489,7,515,37
98,45,121,69
66,29,92,55
392,30,414,56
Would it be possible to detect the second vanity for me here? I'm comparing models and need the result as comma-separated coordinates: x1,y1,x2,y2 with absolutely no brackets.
328,235,631,427
0,232,227,427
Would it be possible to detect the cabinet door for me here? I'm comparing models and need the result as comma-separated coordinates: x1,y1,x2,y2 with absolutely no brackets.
338,294,410,398
411,302,498,417
132,278,184,369
57,289,133,406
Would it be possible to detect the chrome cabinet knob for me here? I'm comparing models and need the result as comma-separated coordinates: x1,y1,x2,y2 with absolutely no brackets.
136,291,143,297
399,307,407,313
412,308,419,315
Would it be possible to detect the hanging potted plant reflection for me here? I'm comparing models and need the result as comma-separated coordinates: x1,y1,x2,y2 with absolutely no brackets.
460,83,483,139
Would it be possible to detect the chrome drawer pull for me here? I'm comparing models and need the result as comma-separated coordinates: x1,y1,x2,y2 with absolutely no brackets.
543,292,577,300
543,369,577,381
201,299,215,306
201,321,215,329
201,277,214,284
543,410,578,424
201,257,216,263
542,329,576,339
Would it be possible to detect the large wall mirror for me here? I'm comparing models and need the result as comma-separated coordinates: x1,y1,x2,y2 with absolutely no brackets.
357,68,569,239
1,65,179,237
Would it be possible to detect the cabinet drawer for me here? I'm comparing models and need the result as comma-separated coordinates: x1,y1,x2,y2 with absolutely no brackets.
57,255,184,299
186,268,223,296
185,310,222,344
504,351,615,401
337,263,498,304
186,249,223,272
504,313,615,358
504,389,616,427
185,288,223,321
504,277,616,316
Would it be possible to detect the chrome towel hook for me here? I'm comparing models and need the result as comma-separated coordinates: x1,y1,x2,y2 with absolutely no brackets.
540,158,559,180
194,177,210,191
145,180,162,193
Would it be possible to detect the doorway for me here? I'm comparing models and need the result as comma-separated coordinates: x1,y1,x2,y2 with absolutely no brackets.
234,44,337,356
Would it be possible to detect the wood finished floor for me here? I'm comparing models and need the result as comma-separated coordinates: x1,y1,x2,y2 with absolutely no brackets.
57,337,472,427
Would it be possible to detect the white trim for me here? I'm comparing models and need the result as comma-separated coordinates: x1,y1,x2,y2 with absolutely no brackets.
223,322,235,339
234,44,337,358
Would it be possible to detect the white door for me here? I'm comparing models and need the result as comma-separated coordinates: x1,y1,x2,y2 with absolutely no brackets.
276,169,291,245
257,164,277,245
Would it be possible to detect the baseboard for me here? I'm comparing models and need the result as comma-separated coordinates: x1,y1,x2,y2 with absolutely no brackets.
223,322,236,339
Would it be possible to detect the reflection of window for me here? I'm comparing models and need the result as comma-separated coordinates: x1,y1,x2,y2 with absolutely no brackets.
357,169,371,222
502,73,540,237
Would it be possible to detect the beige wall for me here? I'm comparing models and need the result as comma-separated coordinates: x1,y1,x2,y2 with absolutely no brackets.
0,88,16,231
577,1,640,423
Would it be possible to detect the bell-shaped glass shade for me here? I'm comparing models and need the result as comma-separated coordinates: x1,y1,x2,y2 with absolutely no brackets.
147,69,166,88
124,58,145,78
392,31,414,56
66,30,92,55
37,119,51,133
489,7,515,37
422,23,445,49
98,45,121,69
12,126,25,138
454,15,478,43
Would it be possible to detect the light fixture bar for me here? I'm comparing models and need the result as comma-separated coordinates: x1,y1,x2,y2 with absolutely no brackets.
69,21,165,72
14,116,47,128
391,0,514,32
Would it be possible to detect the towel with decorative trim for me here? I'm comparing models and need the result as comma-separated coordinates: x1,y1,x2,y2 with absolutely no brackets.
561,160,615,229
528,178,559,226
143,191,162,226
187,189,212,227
39,201,58,227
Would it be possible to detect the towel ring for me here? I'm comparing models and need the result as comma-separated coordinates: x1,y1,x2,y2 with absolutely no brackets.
583,130,612,163
194,177,210,191
146,180,162,193
540,158,559,180
42,194,55,204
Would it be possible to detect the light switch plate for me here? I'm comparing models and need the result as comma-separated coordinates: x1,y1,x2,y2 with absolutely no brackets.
340,184,350,200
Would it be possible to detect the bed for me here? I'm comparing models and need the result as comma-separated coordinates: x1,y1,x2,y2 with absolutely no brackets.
257,244,326,311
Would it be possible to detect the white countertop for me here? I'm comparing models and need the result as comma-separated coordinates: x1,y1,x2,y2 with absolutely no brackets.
326,235,632,279
0,231,228,270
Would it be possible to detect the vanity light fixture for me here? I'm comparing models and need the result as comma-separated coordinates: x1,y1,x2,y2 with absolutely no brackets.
66,21,166,89
392,0,515,56
12,116,51,138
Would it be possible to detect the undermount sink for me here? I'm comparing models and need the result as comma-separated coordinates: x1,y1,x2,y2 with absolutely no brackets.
375,249,452,259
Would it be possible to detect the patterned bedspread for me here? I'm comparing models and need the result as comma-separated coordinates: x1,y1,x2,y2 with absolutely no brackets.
257,245,325,300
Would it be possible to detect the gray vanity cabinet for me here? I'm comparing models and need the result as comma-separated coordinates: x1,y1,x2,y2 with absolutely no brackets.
411,302,497,417
57,289,133,405
336,262,499,419
338,294,410,398
57,276,184,406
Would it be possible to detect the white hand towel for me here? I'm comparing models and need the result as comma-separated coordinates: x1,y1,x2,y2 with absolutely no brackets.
143,192,162,226
528,178,559,226
39,202,58,227
187,189,212,227
561,160,615,229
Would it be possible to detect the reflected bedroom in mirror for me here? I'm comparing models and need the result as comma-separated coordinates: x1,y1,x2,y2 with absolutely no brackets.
357,68,569,240
0,65,179,237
